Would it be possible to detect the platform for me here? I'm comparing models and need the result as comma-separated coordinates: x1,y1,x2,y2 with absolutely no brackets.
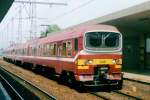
123,72,150,84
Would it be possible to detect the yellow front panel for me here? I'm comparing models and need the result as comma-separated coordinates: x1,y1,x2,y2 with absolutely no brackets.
77,66,89,69
93,59,113,65
77,59,122,65
78,59,86,65
115,65,122,68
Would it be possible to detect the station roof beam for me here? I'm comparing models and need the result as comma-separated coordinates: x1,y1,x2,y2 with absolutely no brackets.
0,0,14,22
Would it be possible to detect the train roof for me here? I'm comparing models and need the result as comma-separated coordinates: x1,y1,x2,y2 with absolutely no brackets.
6,24,120,50
35,24,120,45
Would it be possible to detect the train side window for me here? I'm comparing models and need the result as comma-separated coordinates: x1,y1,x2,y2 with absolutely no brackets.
46,44,49,56
49,44,51,56
66,41,72,56
38,45,40,56
57,43,62,57
38,46,40,56
74,38,78,51
24,48,26,55
50,44,54,56
67,41,72,50
43,45,45,56
40,45,44,56
53,44,57,56
26,48,27,55
62,42,66,56
22,49,24,55
45,44,47,56
32,47,34,56
39,45,41,56
41,45,42,56
33,47,36,56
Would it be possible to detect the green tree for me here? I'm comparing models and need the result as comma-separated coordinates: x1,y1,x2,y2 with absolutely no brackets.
40,24,61,37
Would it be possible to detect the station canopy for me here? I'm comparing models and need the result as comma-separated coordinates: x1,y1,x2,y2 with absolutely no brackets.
0,0,14,22
79,1,150,33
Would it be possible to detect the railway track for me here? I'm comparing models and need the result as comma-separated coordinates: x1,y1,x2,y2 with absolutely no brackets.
90,78,150,100
90,90,142,100
121,78,150,100
0,74,23,100
0,60,149,100
124,78,150,85
0,66,56,100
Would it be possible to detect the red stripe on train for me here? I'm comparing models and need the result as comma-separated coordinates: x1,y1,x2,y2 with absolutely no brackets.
78,54,122,59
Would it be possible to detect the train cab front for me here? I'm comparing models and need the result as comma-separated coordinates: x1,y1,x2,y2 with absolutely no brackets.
75,31,123,89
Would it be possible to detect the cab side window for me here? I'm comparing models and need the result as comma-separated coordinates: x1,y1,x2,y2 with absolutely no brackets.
62,42,66,56
46,44,50,56
66,41,72,57
54,44,57,56
74,38,78,51
50,44,54,56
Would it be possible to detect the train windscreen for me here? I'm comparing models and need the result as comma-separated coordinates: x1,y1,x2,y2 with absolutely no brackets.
85,32,121,51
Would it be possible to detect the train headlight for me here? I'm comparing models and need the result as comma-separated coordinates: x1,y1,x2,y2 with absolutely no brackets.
85,60,93,65
112,59,116,64
112,59,122,64
116,59,121,64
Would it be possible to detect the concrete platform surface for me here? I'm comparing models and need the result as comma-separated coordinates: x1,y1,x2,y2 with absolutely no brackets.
124,72,150,84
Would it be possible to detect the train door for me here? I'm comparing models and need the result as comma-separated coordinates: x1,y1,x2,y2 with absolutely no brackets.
57,42,62,57
123,37,140,70
146,37,150,69
66,40,72,57
55,42,63,74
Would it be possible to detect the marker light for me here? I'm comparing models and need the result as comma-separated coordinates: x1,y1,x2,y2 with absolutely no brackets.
112,59,122,64
112,59,116,64
85,60,93,65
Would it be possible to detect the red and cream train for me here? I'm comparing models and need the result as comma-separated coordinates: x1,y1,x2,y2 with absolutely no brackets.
3,24,123,89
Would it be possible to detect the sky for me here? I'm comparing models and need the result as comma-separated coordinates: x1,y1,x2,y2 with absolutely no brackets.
0,0,149,48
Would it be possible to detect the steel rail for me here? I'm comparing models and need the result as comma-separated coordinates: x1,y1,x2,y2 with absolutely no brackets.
113,90,143,100
0,66,56,100
90,92,110,100
0,75,23,100
124,78,150,85
90,90,143,100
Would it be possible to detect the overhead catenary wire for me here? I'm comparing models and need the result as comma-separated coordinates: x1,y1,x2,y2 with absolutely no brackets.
15,0,67,6
0,0,65,44
48,0,95,23
0,0,94,48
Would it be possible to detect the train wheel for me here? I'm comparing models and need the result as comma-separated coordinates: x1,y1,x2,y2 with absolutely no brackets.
59,71,76,86
116,79,123,90
59,71,67,84
66,72,76,87
75,82,87,92
111,79,123,90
